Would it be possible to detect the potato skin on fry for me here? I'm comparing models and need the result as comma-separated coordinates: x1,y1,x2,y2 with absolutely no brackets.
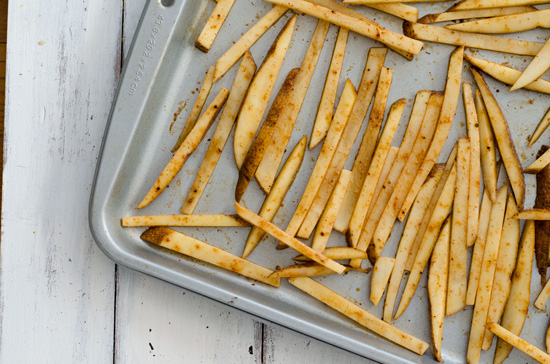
536,145,550,286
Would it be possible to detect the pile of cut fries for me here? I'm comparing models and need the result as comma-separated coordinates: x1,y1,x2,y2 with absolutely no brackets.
123,0,550,362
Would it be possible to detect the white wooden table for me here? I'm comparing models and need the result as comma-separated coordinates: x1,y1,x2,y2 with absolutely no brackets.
0,1,375,362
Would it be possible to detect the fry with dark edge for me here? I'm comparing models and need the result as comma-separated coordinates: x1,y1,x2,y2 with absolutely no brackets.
446,9,550,34
270,262,368,278
525,146,550,174
122,214,249,227
515,209,550,220
451,0,550,11
530,107,550,146
536,145,550,286
140,227,279,287
418,6,538,24
235,68,299,202
293,247,368,262
488,322,550,364
195,0,237,52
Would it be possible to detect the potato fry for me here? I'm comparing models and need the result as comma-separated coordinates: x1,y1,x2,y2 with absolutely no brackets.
181,52,256,214
451,0,550,11
264,0,424,58
428,218,450,362
293,247,369,262
370,257,395,306
547,324,550,354
335,64,392,233
288,277,429,355
399,46,463,221
283,80,356,240
363,3,418,22
195,0,237,52
525,147,550,174
310,27,349,150
512,37,550,91
535,276,550,309
235,68,299,201
345,0,446,3
270,262,366,278
530,106,550,147
472,68,526,209
488,322,550,364
446,9,550,34
446,137,470,316
467,185,508,364
483,193,520,350
466,190,492,305
475,89,498,203
235,203,346,274
514,209,550,220
172,66,215,152
137,88,229,209
243,136,307,259
351,91,432,264
121,214,249,227
403,21,544,56
494,220,535,364
347,99,407,247
394,164,457,319
255,19,331,193
141,227,279,287
311,170,352,252
371,93,443,257
214,5,288,81
383,167,444,322
464,53,550,94
233,15,296,170
418,6,538,24
463,83,481,247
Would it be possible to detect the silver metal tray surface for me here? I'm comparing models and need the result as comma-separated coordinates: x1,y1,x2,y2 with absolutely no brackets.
89,0,550,363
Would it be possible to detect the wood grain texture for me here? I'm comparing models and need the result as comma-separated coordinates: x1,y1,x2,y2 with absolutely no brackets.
0,0,121,362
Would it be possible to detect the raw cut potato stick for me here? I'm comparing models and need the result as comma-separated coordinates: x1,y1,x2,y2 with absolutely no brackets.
255,19,331,193
383,167,444,322
288,277,430,355
137,88,229,209
235,68,299,202
475,88,498,203
243,136,307,259
347,98,407,248
214,5,288,81
472,68,526,209
530,107,550,146
494,220,535,364
282,80,357,242
512,38,550,91
403,21,544,56
464,54,550,94
235,203,346,274
195,0,237,52
395,164,457,319
345,0,446,3
466,190,492,305
446,9,550,34
451,0,550,11
363,3,418,22
293,247,369,262
463,83,481,247
121,215,249,227
525,147,550,174
270,262,366,278
515,209,550,220
371,92,443,258
311,170,352,252
141,227,280,287
233,15,296,170
418,6,538,24
535,145,550,285
263,0,424,59
398,46,464,221
483,193,520,350
334,61,391,233
535,273,550,309
428,218,451,362
172,66,215,152
352,91,432,262
446,137,470,316
181,52,256,214
296,66,391,240
467,185,508,364
488,322,550,364
370,256,395,306
310,27,349,150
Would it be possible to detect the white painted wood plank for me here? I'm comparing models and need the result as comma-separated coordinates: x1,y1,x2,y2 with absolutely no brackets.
0,1,122,363
114,2,260,363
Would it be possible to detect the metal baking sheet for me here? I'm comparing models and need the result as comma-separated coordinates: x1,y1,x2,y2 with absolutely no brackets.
89,0,550,362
